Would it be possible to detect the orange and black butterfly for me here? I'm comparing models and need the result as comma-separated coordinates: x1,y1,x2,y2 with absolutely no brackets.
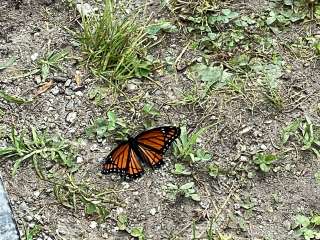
101,126,181,178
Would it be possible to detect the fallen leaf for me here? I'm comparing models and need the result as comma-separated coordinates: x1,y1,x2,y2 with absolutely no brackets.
35,80,53,95
74,70,81,86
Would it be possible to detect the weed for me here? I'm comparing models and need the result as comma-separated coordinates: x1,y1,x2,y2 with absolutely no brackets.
282,116,320,158
52,173,116,221
141,103,160,128
130,227,145,240
0,57,16,71
172,163,192,175
86,111,129,140
0,90,31,104
253,153,278,172
315,171,320,184
0,127,76,178
163,182,200,201
164,0,218,15
24,224,42,240
77,0,150,84
293,214,320,240
36,50,68,81
117,213,128,230
207,163,219,177
146,20,177,40
189,64,234,92
173,126,212,164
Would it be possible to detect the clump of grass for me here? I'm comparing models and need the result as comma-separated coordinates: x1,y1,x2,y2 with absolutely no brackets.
165,0,218,15
0,127,77,178
52,173,120,221
78,0,150,85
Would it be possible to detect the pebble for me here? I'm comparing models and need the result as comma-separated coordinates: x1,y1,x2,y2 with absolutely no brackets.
76,156,84,163
260,144,267,150
26,215,34,222
149,208,156,216
64,79,72,87
89,221,98,229
20,202,28,212
30,52,39,61
66,112,77,124
51,86,60,95
127,83,137,91
33,190,41,198
34,75,42,84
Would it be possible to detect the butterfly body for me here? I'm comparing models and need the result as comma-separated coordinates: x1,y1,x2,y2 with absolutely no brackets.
101,126,181,178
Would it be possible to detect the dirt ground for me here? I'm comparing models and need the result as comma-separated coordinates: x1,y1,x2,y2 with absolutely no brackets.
1,0,320,239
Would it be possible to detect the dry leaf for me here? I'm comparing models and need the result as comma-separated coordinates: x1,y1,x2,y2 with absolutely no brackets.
35,80,53,95
74,70,81,86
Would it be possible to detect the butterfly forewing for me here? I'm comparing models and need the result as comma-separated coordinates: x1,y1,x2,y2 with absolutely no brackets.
136,126,181,153
101,126,180,178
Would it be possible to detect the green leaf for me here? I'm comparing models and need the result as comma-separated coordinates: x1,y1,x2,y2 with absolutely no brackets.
146,20,177,37
311,215,320,225
0,57,16,70
0,90,30,104
117,213,128,230
130,227,145,239
282,119,301,144
172,163,191,175
180,182,194,190
191,193,201,201
85,202,97,215
295,215,310,228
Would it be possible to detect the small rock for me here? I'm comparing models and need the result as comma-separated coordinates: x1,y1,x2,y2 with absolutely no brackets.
65,101,75,110
240,155,248,162
76,156,83,163
66,112,77,124
89,221,98,229
34,75,42,84
75,91,83,97
127,83,137,91
33,190,41,198
90,144,98,151
51,86,60,95
64,79,72,87
260,144,267,150
149,208,156,216
25,215,33,222
31,52,39,61
20,202,28,212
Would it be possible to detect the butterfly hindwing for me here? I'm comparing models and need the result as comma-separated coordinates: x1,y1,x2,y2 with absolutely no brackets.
101,142,144,178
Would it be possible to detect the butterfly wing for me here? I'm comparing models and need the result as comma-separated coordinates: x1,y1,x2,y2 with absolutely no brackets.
135,126,181,168
101,142,144,178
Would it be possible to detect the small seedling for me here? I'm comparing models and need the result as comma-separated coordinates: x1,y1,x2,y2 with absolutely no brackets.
24,224,42,240
207,163,219,177
172,163,192,175
293,214,320,240
163,182,200,201
52,173,115,221
173,126,212,164
253,153,278,172
282,116,320,158
130,227,145,240
146,20,177,39
141,103,160,129
86,111,129,140
0,127,77,178
36,50,68,81
117,213,128,231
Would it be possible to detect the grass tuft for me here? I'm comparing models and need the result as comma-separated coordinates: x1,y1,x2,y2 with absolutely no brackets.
77,0,150,85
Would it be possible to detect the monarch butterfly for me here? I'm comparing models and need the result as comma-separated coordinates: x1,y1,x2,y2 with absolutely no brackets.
101,126,181,178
